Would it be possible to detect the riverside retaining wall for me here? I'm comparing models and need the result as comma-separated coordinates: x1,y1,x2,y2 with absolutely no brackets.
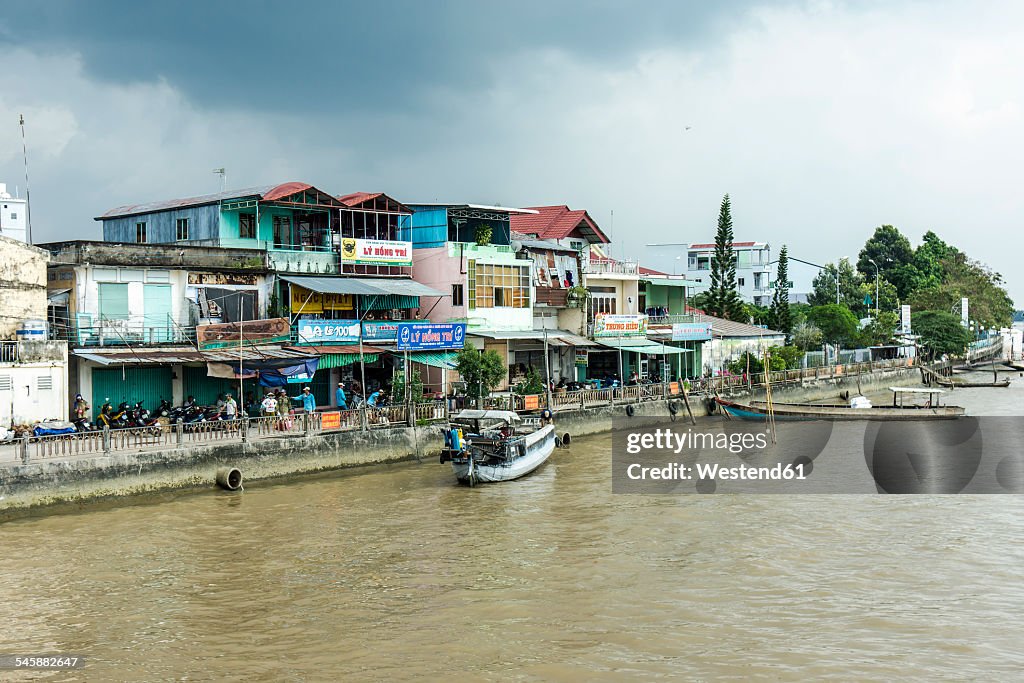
0,365,918,520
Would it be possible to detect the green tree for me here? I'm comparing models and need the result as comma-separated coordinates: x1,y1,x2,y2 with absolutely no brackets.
768,245,792,335
912,231,957,290
455,348,507,402
859,310,899,346
704,194,745,321
912,310,973,359
769,344,804,369
807,304,860,346
808,258,863,311
908,253,1014,329
742,302,771,326
791,321,823,351
857,224,924,299
392,369,426,404
514,366,545,396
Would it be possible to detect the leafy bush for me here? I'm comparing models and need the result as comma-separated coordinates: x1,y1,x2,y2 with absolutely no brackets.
514,366,545,396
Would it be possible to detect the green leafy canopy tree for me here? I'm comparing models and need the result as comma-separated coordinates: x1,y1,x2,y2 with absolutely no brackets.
807,304,860,347
705,194,745,321
912,310,972,359
857,224,924,300
455,348,506,403
768,245,792,335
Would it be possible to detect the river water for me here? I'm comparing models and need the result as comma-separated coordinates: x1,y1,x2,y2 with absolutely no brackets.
1,373,1022,681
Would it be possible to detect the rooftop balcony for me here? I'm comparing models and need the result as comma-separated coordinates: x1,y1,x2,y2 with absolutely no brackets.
0,340,68,364
585,259,639,276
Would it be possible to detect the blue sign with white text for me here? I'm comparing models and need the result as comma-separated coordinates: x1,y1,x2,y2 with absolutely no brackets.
298,319,361,344
396,322,467,350
362,321,400,342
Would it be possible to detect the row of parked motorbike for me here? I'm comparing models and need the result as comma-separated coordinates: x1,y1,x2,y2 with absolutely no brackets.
73,400,239,434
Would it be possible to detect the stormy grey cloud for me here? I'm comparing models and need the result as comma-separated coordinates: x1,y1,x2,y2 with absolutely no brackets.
1,0,1022,304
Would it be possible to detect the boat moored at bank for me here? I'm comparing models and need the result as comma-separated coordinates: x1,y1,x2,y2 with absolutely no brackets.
439,410,556,486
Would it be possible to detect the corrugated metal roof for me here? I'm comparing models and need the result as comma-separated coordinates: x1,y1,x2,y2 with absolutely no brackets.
596,339,692,354
407,351,459,369
96,182,342,219
74,345,316,366
284,345,387,355
97,185,277,219
510,231,578,253
281,275,445,298
688,241,764,249
702,314,785,338
336,192,413,214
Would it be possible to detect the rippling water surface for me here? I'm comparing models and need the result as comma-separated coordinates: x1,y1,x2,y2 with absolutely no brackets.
1,375,1022,680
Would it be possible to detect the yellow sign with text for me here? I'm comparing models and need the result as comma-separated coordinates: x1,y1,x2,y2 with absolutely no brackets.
290,286,353,313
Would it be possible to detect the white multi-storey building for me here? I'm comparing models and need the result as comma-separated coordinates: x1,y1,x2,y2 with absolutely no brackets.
0,183,28,244
683,241,772,306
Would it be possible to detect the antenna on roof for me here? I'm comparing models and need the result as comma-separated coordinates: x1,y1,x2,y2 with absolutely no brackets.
213,168,227,192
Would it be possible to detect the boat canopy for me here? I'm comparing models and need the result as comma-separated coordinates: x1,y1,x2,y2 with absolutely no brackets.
889,387,946,394
454,410,521,423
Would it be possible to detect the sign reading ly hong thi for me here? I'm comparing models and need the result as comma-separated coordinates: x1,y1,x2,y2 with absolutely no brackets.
396,322,466,350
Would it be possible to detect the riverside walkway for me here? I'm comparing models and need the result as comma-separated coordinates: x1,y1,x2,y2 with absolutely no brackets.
0,356,922,468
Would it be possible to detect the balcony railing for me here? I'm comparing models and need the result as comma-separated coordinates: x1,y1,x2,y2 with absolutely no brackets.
645,313,701,327
585,260,639,276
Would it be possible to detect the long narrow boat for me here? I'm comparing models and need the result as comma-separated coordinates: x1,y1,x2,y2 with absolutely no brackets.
1004,361,1024,371
933,375,1011,388
715,388,965,421
439,410,556,486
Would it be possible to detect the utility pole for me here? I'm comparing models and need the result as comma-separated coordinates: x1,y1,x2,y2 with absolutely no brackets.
19,114,32,244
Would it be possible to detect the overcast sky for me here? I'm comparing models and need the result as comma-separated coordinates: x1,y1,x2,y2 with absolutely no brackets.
1,0,1021,304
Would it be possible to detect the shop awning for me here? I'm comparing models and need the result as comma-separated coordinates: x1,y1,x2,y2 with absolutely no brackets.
595,339,693,354
552,331,598,346
469,329,598,345
407,351,460,369
284,344,386,368
280,275,445,298
47,288,71,305
74,345,317,366
318,352,379,368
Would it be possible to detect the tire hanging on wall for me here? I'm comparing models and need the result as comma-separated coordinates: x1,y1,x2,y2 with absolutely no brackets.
625,404,635,417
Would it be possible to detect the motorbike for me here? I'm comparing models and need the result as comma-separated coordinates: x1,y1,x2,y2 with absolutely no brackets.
97,402,131,429
152,399,172,419
73,417,97,433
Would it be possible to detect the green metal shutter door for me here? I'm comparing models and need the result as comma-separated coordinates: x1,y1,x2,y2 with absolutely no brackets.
91,366,173,412
143,284,173,342
183,365,259,407
98,283,129,320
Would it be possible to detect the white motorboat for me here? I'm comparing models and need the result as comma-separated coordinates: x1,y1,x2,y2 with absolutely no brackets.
439,410,556,486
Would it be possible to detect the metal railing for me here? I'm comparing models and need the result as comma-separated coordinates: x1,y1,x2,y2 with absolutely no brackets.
4,402,451,465
585,259,639,275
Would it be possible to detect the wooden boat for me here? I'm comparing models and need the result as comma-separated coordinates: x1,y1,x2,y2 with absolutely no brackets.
933,375,1010,388
439,410,555,486
1004,361,1024,371
714,387,965,421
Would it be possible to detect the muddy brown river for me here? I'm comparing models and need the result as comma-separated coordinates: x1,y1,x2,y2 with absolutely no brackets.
1,373,1022,680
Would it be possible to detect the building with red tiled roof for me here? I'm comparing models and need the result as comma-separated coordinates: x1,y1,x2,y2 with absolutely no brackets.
510,205,608,245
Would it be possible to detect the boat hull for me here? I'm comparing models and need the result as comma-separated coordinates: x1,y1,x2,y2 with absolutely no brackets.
716,398,965,421
452,424,556,484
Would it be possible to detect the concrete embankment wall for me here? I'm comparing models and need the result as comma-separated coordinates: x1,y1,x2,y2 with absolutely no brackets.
0,365,917,519
0,425,446,520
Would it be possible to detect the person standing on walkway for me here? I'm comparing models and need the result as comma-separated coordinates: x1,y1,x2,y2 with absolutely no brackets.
223,392,237,419
335,382,348,410
292,386,317,413
72,394,90,420
277,389,291,416
261,392,277,417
